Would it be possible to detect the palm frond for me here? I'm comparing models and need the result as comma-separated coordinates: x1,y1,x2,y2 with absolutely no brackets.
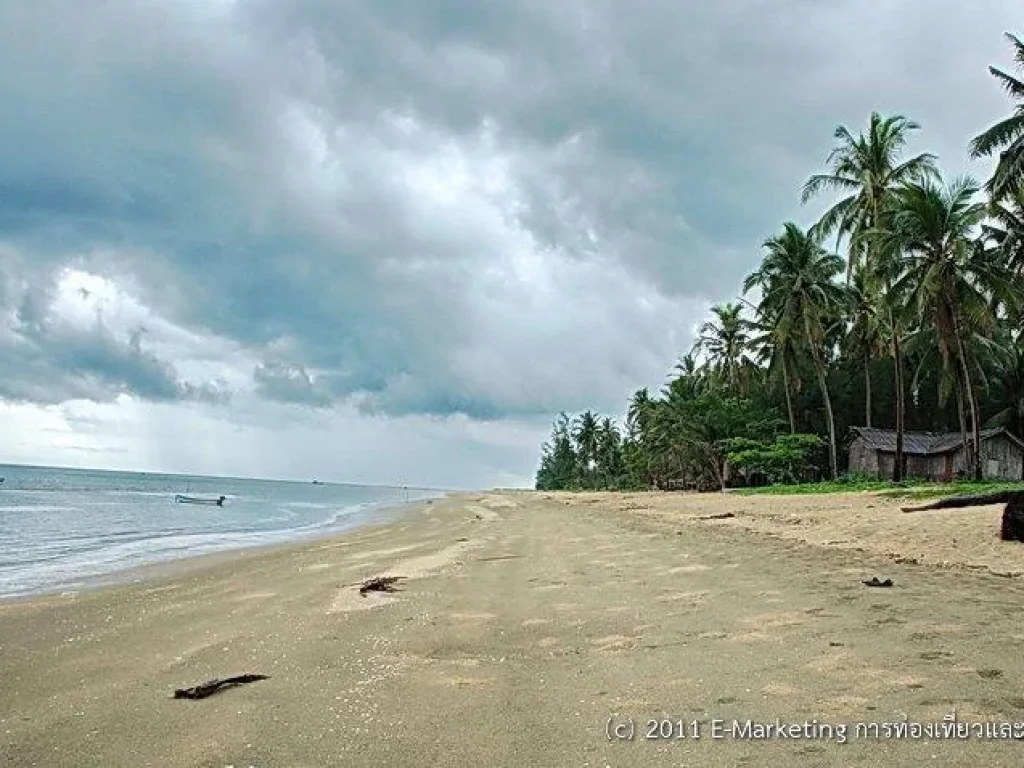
990,66,1024,100
970,113,1024,158
801,174,860,204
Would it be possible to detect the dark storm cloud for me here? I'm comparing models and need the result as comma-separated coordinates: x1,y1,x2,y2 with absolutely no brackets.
0,318,218,407
0,0,1019,417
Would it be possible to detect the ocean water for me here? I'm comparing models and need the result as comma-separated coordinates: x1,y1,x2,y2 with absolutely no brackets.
0,464,444,598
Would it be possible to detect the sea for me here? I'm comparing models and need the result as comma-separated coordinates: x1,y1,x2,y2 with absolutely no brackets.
0,464,445,599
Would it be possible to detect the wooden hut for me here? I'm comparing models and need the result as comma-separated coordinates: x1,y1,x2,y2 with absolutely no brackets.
847,426,1024,482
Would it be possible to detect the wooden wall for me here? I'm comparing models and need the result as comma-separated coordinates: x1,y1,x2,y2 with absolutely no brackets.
852,436,1024,481
847,436,879,477
978,436,1024,480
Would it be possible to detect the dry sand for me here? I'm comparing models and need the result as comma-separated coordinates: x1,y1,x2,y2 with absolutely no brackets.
554,489,1024,577
2,490,1024,766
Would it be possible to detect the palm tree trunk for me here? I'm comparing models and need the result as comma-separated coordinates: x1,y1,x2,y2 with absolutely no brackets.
815,368,839,481
892,327,905,483
970,381,983,481
814,361,838,480
864,356,872,428
877,199,904,482
782,362,796,434
957,387,968,473
952,320,983,481
805,320,838,480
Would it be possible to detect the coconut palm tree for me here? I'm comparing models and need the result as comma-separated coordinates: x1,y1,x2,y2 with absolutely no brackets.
970,33,1024,201
981,185,1024,279
595,417,623,488
802,112,938,481
906,324,972,451
626,388,653,441
572,411,600,485
846,267,886,428
878,176,1017,479
691,303,753,395
744,223,845,479
624,388,659,489
987,332,1024,437
749,308,802,434
671,353,706,399
802,113,938,281
645,396,685,488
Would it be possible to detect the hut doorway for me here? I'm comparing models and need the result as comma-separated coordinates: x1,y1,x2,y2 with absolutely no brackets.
942,454,953,482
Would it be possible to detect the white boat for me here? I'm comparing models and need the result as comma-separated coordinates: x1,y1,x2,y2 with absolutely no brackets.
174,494,226,506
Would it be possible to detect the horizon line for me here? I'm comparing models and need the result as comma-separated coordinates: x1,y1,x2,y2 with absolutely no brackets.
0,460,458,492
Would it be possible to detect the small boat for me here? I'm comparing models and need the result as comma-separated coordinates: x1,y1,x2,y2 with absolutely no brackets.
175,494,226,506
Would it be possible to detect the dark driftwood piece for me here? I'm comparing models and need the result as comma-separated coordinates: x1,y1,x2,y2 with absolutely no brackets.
173,674,268,700
358,575,405,596
862,577,894,588
699,512,736,520
901,490,1024,542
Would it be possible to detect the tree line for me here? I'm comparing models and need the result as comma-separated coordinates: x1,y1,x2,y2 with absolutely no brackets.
536,32,1024,492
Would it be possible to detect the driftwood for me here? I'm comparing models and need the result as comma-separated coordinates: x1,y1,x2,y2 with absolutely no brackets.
901,490,1024,542
358,575,405,596
699,512,736,520
862,577,894,588
173,674,268,700
1003,504,1024,542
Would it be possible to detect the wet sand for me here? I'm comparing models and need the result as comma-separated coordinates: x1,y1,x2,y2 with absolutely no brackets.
2,491,1024,766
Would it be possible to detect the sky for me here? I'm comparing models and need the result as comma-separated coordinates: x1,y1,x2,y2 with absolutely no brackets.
0,0,1021,489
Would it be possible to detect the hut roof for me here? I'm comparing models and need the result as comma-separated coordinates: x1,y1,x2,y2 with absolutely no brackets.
848,426,1024,456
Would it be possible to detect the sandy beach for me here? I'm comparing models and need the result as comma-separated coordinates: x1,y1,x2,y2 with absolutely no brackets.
3,490,1024,766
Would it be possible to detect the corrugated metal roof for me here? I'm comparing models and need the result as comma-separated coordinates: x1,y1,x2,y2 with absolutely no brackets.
929,430,986,454
849,426,1021,455
849,427,935,454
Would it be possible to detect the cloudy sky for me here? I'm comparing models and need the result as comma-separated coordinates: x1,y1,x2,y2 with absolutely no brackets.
0,0,1021,489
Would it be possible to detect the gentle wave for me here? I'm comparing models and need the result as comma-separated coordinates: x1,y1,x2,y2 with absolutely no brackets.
0,505,84,513
0,464,442,597
0,502,399,596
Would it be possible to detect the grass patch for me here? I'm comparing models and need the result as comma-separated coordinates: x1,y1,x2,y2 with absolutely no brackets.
735,479,891,496
877,481,1024,501
736,477,1024,499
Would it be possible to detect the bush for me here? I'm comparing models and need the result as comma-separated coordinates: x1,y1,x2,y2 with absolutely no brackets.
724,433,825,485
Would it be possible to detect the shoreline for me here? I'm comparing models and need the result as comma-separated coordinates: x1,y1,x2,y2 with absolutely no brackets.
8,485,1020,606
0,496,445,604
